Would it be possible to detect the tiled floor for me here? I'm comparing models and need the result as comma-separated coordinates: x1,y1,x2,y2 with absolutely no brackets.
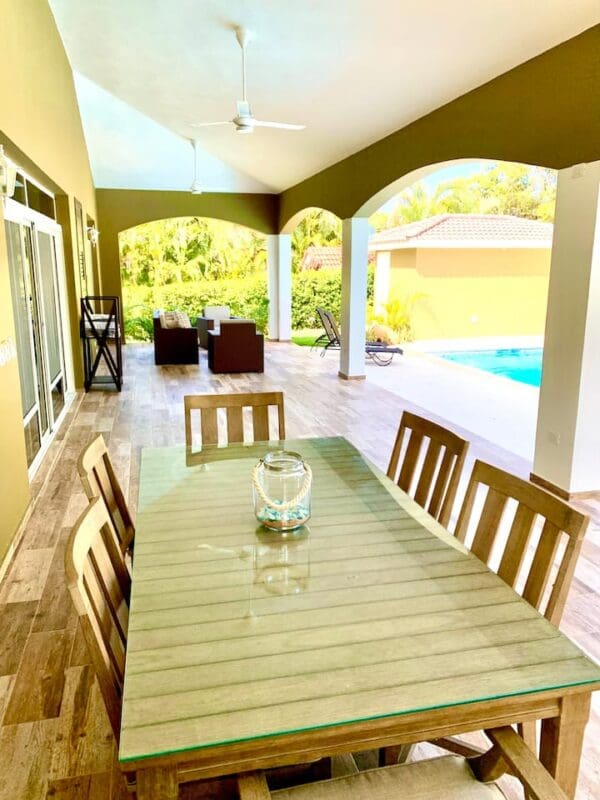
0,342,598,799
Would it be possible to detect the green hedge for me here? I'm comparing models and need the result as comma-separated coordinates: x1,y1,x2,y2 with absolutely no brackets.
122,268,374,340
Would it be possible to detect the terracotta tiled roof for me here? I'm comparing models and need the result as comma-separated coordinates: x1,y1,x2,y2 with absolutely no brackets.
300,245,375,270
370,214,553,245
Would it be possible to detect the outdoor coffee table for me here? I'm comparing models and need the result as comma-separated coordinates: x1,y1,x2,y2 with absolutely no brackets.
120,436,600,799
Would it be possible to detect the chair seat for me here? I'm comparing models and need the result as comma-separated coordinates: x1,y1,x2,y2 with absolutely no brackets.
271,756,506,800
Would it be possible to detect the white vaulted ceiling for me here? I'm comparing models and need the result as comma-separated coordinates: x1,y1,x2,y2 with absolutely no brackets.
49,0,600,194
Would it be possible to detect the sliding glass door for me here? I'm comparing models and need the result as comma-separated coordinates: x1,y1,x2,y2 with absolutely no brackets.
4,203,68,471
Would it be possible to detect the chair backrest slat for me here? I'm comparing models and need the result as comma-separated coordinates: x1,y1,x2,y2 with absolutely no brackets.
200,406,219,445
227,405,244,443
252,404,270,442
454,460,589,625
497,504,537,587
522,519,562,611
397,430,424,491
65,497,131,742
413,439,442,507
78,434,135,555
470,487,509,564
387,412,469,527
184,392,285,448
428,448,454,520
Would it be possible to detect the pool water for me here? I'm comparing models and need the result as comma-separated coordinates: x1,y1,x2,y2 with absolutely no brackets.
438,348,543,387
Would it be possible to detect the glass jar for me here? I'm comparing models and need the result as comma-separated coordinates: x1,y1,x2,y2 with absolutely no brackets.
253,451,312,531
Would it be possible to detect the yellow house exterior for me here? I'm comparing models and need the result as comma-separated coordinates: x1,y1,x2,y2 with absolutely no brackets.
371,215,552,340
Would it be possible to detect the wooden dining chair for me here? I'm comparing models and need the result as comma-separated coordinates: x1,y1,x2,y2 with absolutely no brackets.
426,460,589,765
184,391,285,447
381,460,590,768
239,725,567,800
78,433,135,556
64,496,131,742
455,459,589,626
386,411,469,527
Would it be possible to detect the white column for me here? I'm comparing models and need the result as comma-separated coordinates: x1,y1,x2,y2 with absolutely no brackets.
374,250,391,314
532,161,600,497
339,217,370,380
266,234,292,341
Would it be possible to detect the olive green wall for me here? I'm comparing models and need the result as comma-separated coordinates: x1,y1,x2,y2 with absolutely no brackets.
0,0,97,560
279,24,600,228
96,188,279,306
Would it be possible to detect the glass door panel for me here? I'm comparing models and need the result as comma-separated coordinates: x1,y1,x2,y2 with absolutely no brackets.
5,210,68,471
23,226,49,438
5,222,37,417
36,230,65,418
5,221,43,466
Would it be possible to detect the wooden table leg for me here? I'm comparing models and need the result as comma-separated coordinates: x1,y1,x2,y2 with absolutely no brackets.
539,693,591,799
136,766,178,799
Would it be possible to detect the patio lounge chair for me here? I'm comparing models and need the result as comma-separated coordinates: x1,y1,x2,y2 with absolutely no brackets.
314,307,403,366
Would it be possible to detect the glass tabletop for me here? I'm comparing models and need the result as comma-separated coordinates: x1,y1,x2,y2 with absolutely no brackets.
119,436,600,763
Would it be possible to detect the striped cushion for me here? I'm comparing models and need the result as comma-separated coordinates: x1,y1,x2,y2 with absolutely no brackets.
272,756,506,800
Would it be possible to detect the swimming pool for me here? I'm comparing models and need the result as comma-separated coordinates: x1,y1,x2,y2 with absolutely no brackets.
438,348,543,387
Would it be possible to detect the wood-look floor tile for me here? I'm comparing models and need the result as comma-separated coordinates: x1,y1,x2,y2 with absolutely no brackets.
0,601,37,675
49,666,113,781
3,630,74,724
45,771,111,800
32,542,77,634
0,675,14,723
25,511,62,551
69,621,91,668
0,720,57,800
0,549,54,604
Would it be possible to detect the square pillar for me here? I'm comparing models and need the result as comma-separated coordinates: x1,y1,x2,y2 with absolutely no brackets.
532,162,600,498
339,217,369,380
267,234,292,341
374,250,391,314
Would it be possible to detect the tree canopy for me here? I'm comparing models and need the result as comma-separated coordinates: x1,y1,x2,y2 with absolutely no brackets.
120,217,267,287
370,163,556,231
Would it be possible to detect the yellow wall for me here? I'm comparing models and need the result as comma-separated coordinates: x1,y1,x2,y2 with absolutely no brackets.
0,0,97,559
384,247,550,339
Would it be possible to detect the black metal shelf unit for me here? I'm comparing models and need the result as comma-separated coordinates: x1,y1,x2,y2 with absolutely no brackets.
80,296,123,391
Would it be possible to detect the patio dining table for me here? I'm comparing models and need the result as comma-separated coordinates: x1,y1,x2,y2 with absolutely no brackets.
120,436,600,799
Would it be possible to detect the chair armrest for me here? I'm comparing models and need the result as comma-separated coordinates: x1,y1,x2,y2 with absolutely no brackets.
472,727,567,800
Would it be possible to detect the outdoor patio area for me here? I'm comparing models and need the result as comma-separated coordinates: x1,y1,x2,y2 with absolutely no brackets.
2,4,600,799
1,342,599,799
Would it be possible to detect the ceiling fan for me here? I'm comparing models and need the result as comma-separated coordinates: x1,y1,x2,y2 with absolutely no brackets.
190,28,306,135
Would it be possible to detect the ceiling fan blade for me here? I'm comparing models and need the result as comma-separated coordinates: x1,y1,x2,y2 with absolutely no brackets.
253,120,306,130
189,121,231,128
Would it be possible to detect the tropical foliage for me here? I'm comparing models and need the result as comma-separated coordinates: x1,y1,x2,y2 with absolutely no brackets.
370,163,556,231
120,217,266,287
123,269,374,341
